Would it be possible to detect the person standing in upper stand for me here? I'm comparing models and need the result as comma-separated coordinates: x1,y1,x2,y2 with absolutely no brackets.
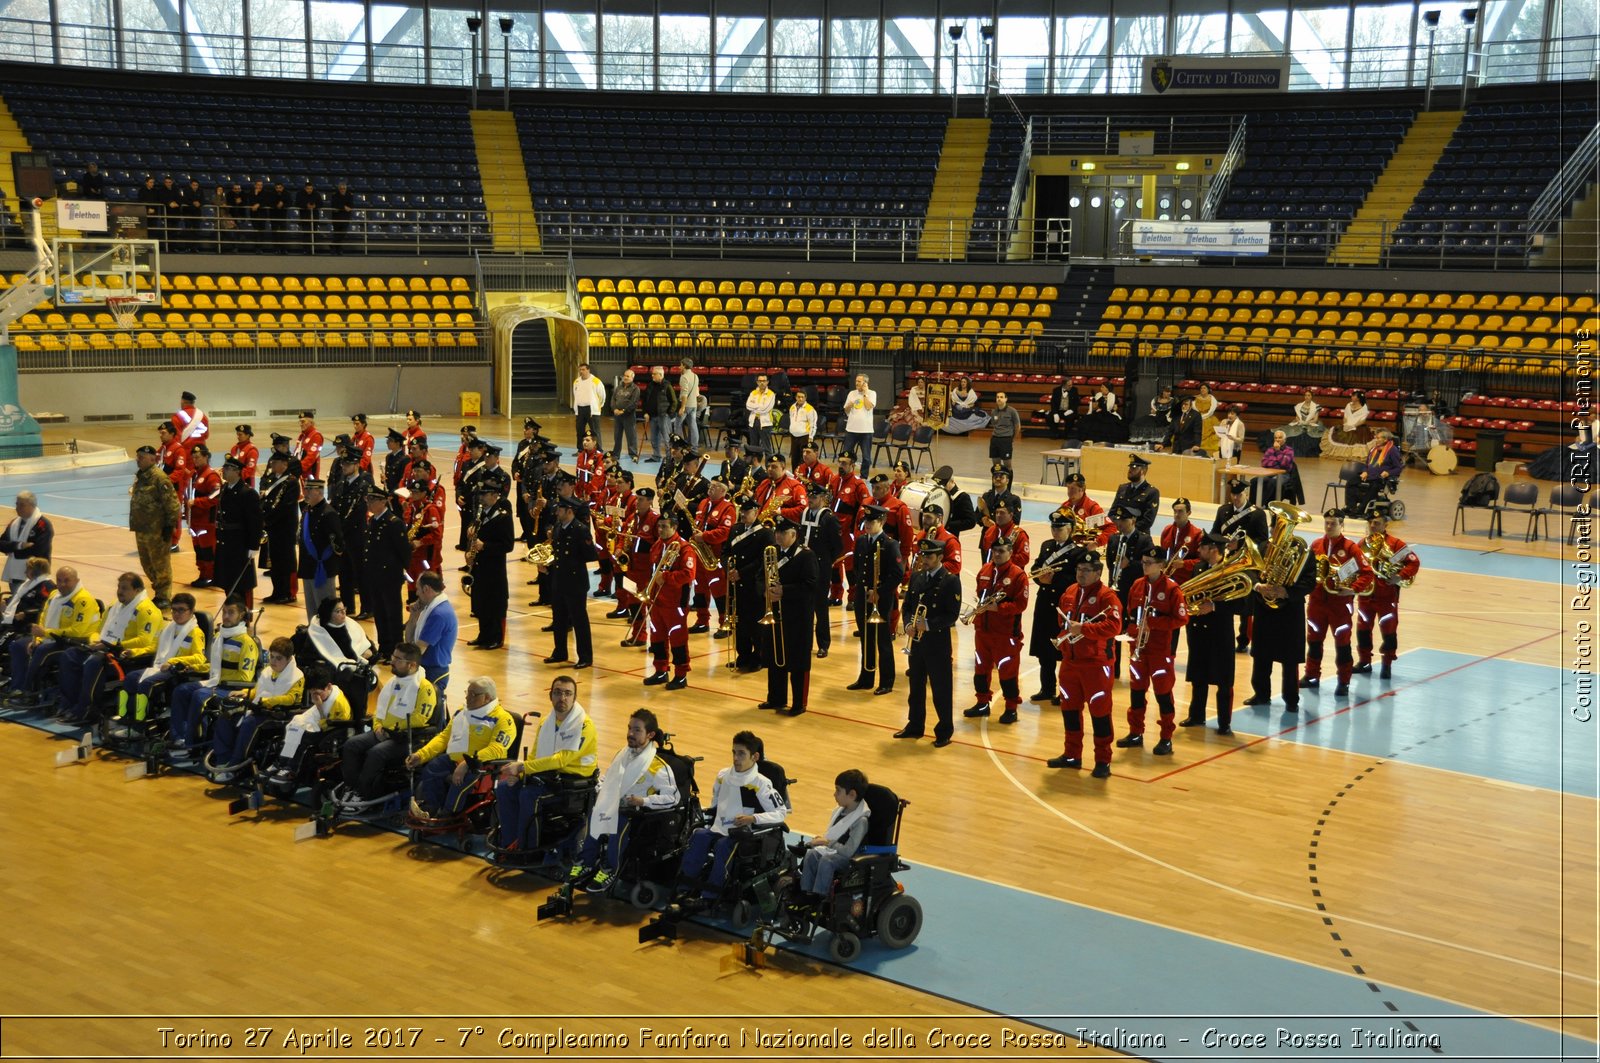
892,540,962,748
185,446,222,589
540,497,595,669
296,180,323,252
798,484,842,660
328,179,356,253
785,389,819,468
1047,551,1122,776
571,363,606,446
80,162,105,198
745,373,777,458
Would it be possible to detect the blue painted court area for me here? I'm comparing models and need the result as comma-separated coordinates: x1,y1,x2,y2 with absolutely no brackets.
1236,649,1596,797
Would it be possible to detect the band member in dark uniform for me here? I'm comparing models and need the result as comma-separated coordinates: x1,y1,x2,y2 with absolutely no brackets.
1103,503,1153,677
1213,477,1270,651
893,539,962,748
758,517,819,715
846,505,902,695
467,482,515,651
1244,518,1318,714
541,496,595,668
1180,533,1245,736
362,487,411,660
1027,511,1082,702
978,463,1023,530
797,483,842,659
1109,454,1160,535
724,498,774,673
214,455,261,606
259,451,301,604
331,448,372,617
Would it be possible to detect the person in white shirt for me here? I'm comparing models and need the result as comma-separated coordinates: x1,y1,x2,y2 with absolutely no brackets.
674,729,786,903
566,706,681,893
571,363,606,445
745,374,777,458
676,357,701,451
843,373,877,472
786,389,819,466
1216,407,1246,463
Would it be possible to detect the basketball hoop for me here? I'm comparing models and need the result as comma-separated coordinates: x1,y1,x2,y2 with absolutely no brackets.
106,296,140,329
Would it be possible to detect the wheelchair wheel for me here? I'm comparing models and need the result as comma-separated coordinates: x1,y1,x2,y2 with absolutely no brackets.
875,893,923,949
630,881,662,910
827,931,861,963
1387,499,1406,521
730,899,758,932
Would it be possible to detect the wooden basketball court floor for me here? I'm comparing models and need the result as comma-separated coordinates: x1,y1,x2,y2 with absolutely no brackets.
0,419,1593,1061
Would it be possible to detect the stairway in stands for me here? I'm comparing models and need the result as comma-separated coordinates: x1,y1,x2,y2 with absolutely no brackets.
510,317,558,415
1531,183,1599,267
1328,110,1462,265
917,117,991,261
1055,264,1116,334
0,96,36,239
469,110,541,253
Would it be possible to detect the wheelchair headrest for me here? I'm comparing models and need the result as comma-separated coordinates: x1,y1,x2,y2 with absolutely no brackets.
861,784,902,848
757,759,791,806
194,610,214,643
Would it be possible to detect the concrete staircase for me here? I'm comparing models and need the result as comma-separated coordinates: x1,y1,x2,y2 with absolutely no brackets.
917,117,990,261
469,110,540,253
1328,110,1463,266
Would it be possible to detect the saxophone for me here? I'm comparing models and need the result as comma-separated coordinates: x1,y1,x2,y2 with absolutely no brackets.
406,500,429,542
1254,501,1312,608
757,483,785,527
460,509,483,594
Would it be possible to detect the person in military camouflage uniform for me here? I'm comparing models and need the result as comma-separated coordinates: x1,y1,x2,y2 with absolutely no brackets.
129,444,182,609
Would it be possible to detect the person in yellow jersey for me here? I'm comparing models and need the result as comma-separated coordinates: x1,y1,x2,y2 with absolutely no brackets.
166,595,260,753
104,595,206,728
566,707,680,893
55,571,163,725
494,674,598,852
407,676,517,816
337,641,438,807
261,664,353,791
4,565,101,707
206,636,304,783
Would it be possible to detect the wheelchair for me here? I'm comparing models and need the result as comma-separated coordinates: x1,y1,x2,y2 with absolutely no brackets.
744,783,922,965
484,770,598,871
98,610,214,773
200,693,293,787
638,758,793,944
1345,474,1405,522
538,733,704,920
291,625,379,720
401,710,536,848
306,722,445,837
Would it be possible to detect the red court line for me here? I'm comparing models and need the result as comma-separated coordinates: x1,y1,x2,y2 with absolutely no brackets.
1144,630,1562,783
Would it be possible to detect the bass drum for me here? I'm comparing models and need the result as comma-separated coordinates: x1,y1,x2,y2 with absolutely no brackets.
1426,444,1457,476
898,479,952,522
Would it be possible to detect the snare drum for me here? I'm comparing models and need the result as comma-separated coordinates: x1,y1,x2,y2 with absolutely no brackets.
899,480,952,521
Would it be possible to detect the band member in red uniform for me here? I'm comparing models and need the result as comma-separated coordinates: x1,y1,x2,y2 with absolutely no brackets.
1302,508,1375,696
829,451,867,604
403,474,444,599
688,479,737,634
1054,473,1108,545
753,454,807,523
228,424,259,489
860,474,915,575
186,445,222,587
158,422,190,549
963,537,1029,725
613,487,660,639
979,500,1030,568
172,390,209,454
640,510,697,690
593,468,632,600
910,503,961,580
795,441,835,495
1354,502,1419,680
349,413,375,474
1159,497,1204,583
888,461,913,499
402,409,425,445
1048,551,1122,776
575,432,607,501
294,411,323,480
1116,547,1189,755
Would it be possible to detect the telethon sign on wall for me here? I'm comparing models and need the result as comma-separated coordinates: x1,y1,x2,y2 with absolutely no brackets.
1143,56,1290,94
1131,220,1272,256
56,199,108,232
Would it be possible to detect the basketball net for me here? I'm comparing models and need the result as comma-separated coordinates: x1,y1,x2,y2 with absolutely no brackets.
106,296,139,329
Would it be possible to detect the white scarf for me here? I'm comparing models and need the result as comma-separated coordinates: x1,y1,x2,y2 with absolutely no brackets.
534,705,587,759
309,617,371,664
40,588,74,631
176,406,208,443
98,590,148,645
823,800,870,844
405,592,446,644
3,574,48,624
2,511,43,582
202,621,248,687
590,741,658,839
254,660,302,701
448,697,501,756
712,763,763,835
375,671,422,727
135,614,198,680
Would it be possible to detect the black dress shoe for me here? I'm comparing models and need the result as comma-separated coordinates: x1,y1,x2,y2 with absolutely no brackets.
846,679,873,691
1299,676,1319,689
1334,684,1349,697
643,671,669,686
998,709,1018,725
963,704,990,718
604,607,631,620
188,578,213,588
478,641,504,651
1046,755,1081,769
620,638,644,648
757,702,784,711
873,686,894,696
1029,690,1055,702
1178,717,1205,727
352,612,373,621
1351,662,1372,675
713,630,731,640
816,648,828,659
1283,703,1298,713
1090,763,1111,778
543,655,570,665
1115,734,1143,748
665,676,688,691
1241,695,1270,707
574,660,592,669
826,598,842,607
781,706,807,717
541,623,555,632
1152,739,1173,755
686,623,710,634
1214,727,1234,736
892,728,923,739
931,735,953,748
1379,661,1392,679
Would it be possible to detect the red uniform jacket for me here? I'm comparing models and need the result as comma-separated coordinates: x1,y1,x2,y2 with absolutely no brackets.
228,441,259,486
352,429,375,473
295,426,323,478
1056,494,1109,545
647,532,698,611
406,496,444,577
160,439,191,495
187,466,222,537
625,504,661,582
576,449,607,501
910,526,961,580
1310,534,1376,604
172,403,209,449
981,523,1031,569
1160,521,1205,583
1359,532,1420,593
973,561,1029,638
754,473,807,523
1125,575,1188,652
795,460,836,494
693,497,737,558
1056,582,1123,664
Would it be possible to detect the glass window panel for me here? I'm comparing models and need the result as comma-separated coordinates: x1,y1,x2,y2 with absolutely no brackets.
1231,1,1286,53
1480,0,1545,83
1055,13,1109,93
1290,4,1349,89
659,14,710,91
1112,0,1165,93
829,17,879,93
715,15,767,92
1553,0,1597,79
939,17,985,94
602,12,652,89
310,0,365,80
122,0,182,71
250,0,307,79
1348,2,1412,86
0,0,52,67
492,13,540,88
885,16,934,93
189,0,249,74
58,0,116,69
545,11,598,90
1171,0,1226,55
771,17,820,93
429,8,472,87
371,2,425,83
995,15,1050,93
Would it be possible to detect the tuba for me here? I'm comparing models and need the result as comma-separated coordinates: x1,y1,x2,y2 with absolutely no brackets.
1366,534,1417,588
1180,537,1264,607
1254,501,1311,608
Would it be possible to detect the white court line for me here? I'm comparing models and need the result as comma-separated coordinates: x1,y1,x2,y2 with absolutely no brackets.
972,717,1598,987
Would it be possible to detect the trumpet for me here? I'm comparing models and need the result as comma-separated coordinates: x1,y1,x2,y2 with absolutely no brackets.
1116,604,1151,656
758,544,786,669
1162,542,1191,577
959,590,1007,625
899,603,927,655
1053,608,1109,649
1031,550,1076,585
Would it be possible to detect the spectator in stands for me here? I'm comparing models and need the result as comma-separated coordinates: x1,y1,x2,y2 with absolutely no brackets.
1279,390,1324,457
1132,385,1175,445
842,374,876,472
1080,382,1126,444
182,179,205,252
608,368,641,463
1194,384,1221,456
80,162,104,199
211,185,234,242
906,377,926,424
268,180,290,248
158,176,181,248
677,357,701,450
1345,428,1402,515
246,179,268,252
1044,380,1080,439
745,373,777,457
786,389,819,466
1322,390,1371,461
138,176,163,236
1,491,53,592
227,183,248,247
1216,407,1246,463
297,180,323,251
1165,396,1203,455
1261,430,1304,505
329,179,356,253
988,393,1022,469
944,377,990,436
643,366,675,462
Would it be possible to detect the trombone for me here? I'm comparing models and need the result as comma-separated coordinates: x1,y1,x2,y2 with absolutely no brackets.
757,544,786,669
863,539,885,677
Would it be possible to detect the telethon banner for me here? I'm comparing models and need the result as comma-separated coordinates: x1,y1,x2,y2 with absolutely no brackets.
56,199,108,232
1130,220,1273,257
1143,56,1290,94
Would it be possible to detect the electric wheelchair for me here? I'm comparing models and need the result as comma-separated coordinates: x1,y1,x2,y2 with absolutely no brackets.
401,709,536,849
97,609,213,772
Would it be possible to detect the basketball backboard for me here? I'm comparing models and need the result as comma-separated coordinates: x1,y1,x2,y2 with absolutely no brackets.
52,238,162,308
